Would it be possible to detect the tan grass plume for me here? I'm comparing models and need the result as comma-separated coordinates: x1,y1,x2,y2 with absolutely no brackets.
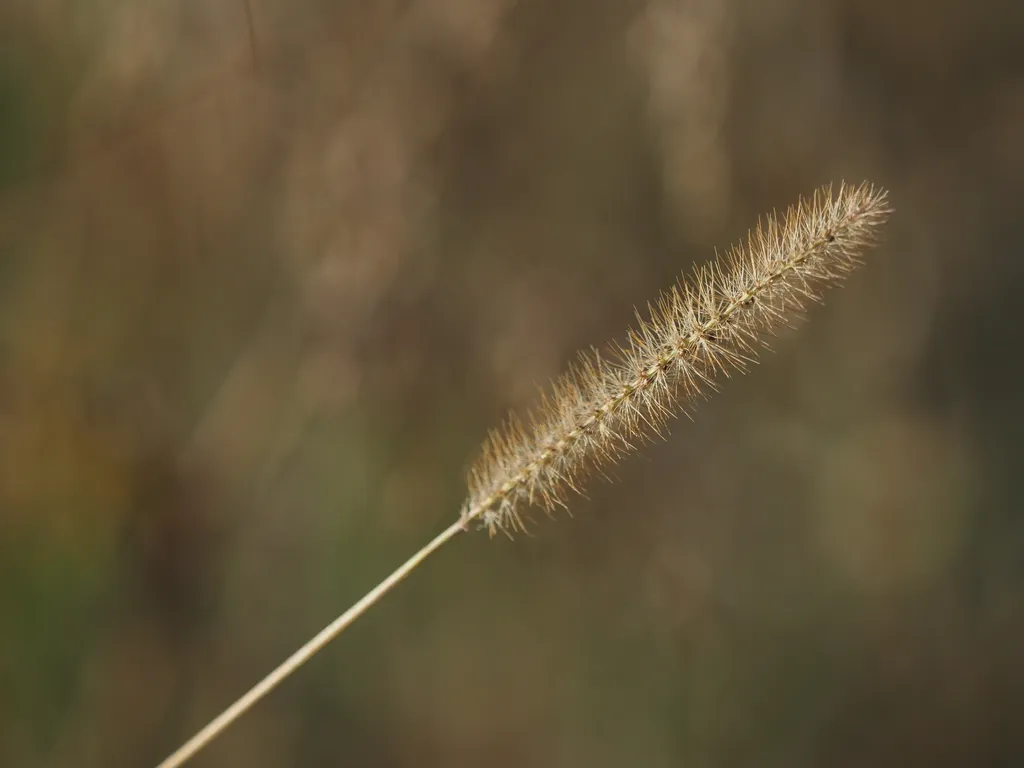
158,181,890,768
464,181,889,535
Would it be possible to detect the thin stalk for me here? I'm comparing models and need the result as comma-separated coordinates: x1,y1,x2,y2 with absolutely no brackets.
156,518,467,768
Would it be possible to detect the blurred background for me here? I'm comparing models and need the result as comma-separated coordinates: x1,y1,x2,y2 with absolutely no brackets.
2,1,1023,766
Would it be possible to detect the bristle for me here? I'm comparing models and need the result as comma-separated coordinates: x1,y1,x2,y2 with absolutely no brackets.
462,182,891,536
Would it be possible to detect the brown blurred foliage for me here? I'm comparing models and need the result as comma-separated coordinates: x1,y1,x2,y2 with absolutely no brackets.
1,1,1022,766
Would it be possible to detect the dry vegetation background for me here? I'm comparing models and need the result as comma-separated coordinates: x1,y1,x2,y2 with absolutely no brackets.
1,1,1023,766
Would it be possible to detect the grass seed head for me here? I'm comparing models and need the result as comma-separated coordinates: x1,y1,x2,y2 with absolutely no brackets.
462,182,891,536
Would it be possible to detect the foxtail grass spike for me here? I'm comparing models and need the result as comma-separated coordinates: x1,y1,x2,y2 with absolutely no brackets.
461,181,890,536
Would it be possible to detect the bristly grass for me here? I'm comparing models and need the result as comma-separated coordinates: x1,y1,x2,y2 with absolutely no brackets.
157,181,889,768
462,181,890,536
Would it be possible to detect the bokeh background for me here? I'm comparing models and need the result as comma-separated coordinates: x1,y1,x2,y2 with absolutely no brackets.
2,1,1023,766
